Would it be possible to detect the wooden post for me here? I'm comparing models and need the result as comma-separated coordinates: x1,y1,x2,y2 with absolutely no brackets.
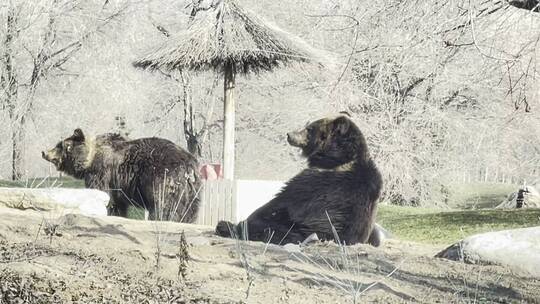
222,63,236,180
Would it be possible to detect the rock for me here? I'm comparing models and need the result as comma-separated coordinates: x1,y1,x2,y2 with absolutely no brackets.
283,243,302,253
0,187,108,216
496,185,540,209
375,223,393,239
436,227,540,277
370,223,392,247
300,233,319,246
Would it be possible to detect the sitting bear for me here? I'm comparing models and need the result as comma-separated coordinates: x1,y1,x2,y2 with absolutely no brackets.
42,129,201,222
216,115,383,246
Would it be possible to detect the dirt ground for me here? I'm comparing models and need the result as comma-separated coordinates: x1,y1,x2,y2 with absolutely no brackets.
0,207,538,304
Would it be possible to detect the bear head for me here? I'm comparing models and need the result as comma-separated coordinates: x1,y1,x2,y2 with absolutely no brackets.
286,115,368,169
42,128,94,178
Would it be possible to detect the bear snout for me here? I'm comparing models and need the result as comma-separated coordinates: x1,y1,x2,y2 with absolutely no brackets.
41,151,49,160
42,150,59,165
287,131,307,147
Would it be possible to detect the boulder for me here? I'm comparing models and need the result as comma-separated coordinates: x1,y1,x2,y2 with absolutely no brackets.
436,227,540,277
496,185,540,209
0,187,108,216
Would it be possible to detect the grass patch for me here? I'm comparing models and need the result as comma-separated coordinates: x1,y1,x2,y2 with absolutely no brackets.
128,206,146,220
445,182,516,209
378,205,540,245
0,177,84,188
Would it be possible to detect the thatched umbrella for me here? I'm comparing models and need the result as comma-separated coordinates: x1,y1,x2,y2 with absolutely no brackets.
133,0,324,179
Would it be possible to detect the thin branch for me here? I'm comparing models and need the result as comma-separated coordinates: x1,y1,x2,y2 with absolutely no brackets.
468,0,517,62
305,13,361,92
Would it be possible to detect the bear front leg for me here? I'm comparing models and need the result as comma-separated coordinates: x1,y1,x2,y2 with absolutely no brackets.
106,203,116,216
108,192,131,218
115,203,129,218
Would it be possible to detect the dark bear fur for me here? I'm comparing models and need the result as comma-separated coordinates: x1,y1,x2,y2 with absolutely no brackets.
216,115,383,246
42,129,201,222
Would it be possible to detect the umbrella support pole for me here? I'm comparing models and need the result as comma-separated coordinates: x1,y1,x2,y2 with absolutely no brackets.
223,63,236,180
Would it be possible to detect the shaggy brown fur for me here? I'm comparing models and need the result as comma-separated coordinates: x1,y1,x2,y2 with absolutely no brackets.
216,115,383,246
42,129,201,222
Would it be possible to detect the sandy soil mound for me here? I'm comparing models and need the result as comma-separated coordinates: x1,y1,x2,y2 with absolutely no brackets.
0,207,539,303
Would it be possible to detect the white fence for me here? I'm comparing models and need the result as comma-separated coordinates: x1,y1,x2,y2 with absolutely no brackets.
195,179,285,226
196,179,236,226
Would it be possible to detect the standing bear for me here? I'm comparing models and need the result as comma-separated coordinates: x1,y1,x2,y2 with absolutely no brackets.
42,129,201,222
216,114,383,246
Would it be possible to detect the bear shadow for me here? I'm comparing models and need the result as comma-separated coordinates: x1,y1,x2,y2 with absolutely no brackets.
215,240,526,302
64,217,141,245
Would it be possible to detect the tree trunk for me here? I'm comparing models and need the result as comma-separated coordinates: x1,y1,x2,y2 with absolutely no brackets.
2,6,22,181
11,120,25,181
222,63,236,180
179,71,202,157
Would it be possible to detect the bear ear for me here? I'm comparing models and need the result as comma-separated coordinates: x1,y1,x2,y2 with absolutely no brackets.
72,128,85,142
333,116,350,135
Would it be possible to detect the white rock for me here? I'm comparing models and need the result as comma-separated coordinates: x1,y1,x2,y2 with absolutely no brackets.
301,233,319,246
437,227,540,277
283,243,302,253
0,187,108,216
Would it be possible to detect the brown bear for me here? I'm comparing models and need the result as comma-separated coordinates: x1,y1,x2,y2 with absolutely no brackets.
42,129,201,222
216,115,383,246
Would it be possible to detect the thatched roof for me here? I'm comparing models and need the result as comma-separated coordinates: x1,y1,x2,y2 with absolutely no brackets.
133,0,326,74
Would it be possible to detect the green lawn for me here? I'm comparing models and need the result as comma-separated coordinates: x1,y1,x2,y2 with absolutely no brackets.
0,176,84,189
445,182,516,209
378,205,540,245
